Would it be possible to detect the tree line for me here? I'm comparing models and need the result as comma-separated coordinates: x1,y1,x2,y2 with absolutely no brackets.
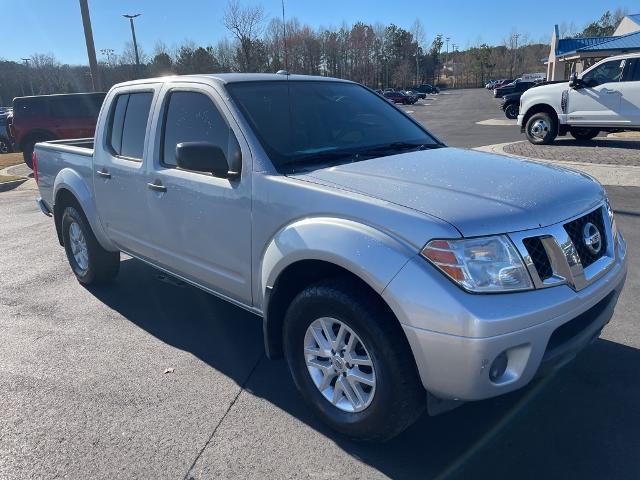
0,2,621,105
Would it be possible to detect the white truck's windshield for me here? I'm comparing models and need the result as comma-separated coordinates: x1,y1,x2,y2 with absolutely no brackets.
227,81,440,172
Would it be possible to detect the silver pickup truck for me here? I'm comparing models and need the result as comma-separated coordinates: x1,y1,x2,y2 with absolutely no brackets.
34,74,627,441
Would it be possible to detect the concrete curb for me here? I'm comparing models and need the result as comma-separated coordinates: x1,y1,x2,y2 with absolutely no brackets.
474,142,640,187
0,178,28,192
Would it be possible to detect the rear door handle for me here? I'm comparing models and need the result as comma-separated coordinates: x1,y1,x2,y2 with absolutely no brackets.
147,182,167,193
96,169,111,179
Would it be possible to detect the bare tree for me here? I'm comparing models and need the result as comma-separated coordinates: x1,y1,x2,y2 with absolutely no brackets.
411,19,425,84
223,0,265,72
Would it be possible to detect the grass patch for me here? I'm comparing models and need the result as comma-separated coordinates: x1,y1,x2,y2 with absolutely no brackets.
0,153,24,169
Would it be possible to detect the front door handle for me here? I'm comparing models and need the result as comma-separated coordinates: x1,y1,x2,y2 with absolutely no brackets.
602,88,620,95
96,169,111,179
147,182,167,193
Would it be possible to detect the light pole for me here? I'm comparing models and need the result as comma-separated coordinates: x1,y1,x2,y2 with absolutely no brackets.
100,48,115,65
451,44,457,88
123,13,141,72
22,58,34,95
512,33,520,78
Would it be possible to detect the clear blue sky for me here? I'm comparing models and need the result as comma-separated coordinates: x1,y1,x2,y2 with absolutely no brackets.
2,0,635,64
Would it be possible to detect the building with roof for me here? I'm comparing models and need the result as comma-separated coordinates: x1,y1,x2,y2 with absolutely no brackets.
546,13,640,80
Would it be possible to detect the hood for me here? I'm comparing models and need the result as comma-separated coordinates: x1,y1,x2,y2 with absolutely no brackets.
522,81,569,99
289,148,604,237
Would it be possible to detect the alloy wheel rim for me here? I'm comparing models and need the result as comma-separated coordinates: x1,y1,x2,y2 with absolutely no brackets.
303,317,376,413
69,222,89,272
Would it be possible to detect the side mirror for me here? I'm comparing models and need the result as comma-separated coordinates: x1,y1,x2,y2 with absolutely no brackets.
176,142,239,178
568,72,581,89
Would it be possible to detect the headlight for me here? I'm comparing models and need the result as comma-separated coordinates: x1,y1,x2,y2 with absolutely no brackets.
421,236,533,293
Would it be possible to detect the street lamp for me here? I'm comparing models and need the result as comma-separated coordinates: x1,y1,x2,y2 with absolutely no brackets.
22,58,34,95
123,13,141,70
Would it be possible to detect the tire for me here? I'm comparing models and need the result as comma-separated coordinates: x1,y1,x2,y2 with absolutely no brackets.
61,206,120,285
0,137,11,154
525,112,558,145
283,278,425,442
504,103,519,120
570,127,599,141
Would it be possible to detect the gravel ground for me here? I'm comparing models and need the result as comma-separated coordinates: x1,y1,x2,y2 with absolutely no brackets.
504,139,640,167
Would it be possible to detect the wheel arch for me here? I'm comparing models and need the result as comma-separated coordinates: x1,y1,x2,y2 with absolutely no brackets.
53,169,116,251
259,217,416,359
520,103,558,133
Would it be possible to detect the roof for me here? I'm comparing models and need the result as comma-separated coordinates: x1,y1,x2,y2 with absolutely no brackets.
628,13,640,26
579,30,640,52
556,30,640,57
113,73,352,90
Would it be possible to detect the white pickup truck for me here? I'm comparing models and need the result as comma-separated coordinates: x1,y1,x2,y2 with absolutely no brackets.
33,74,627,441
519,53,640,144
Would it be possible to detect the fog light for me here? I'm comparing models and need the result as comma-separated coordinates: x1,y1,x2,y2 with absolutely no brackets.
489,352,508,382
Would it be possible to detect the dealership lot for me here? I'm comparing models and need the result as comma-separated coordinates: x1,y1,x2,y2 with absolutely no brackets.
2,89,640,479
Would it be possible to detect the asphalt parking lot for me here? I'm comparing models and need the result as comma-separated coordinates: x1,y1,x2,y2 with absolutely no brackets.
2,89,639,479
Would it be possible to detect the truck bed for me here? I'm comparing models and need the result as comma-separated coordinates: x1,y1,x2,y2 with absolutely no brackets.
34,138,95,212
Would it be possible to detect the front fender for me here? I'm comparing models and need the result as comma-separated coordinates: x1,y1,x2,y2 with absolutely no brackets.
260,217,417,306
53,168,117,251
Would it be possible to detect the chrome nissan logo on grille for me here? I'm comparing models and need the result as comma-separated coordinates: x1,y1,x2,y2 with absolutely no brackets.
582,222,602,255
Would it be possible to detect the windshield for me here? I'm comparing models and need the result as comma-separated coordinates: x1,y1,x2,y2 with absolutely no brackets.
226,80,440,172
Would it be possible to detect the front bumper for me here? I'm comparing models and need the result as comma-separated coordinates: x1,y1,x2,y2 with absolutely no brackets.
382,231,627,401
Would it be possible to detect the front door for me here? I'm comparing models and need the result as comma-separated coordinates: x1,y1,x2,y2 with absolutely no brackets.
568,58,625,126
144,85,252,304
93,86,158,257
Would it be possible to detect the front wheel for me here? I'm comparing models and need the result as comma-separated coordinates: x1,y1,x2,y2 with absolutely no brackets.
504,103,519,120
61,206,120,285
570,127,599,141
525,112,558,145
283,278,425,441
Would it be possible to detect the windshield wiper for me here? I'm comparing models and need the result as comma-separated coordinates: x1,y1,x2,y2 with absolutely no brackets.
282,149,359,172
358,142,440,158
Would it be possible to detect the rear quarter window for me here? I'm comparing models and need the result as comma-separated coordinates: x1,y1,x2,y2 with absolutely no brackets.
107,92,153,160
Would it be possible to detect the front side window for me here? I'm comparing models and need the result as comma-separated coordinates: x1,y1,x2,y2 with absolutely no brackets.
227,81,439,172
582,60,625,87
107,92,153,160
625,58,640,82
162,91,235,167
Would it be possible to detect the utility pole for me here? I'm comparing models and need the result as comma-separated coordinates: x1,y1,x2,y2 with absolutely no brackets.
451,44,457,88
78,0,102,91
22,58,35,95
123,14,141,74
445,37,450,64
512,33,520,78
281,0,288,71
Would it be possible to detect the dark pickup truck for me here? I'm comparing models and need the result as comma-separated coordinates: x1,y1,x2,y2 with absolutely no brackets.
10,92,105,168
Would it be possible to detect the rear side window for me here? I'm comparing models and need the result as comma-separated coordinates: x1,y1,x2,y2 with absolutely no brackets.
626,59,640,82
161,91,236,167
13,98,48,118
107,92,153,160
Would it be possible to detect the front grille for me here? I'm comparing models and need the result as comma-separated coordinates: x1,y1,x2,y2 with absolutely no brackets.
564,207,607,268
522,237,553,281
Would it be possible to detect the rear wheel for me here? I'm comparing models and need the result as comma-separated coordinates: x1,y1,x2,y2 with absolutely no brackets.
61,206,120,285
570,127,599,141
525,112,558,145
504,103,519,120
0,137,11,154
283,278,425,441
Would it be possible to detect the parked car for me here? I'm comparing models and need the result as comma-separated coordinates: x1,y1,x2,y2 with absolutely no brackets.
0,114,13,154
405,90,426,99
519,52,640,144
383,90,417,104
501,92,522,119
492,79,514,90
33,73,627,441
10,92,105,168
494,80,536,98
412,84,440,94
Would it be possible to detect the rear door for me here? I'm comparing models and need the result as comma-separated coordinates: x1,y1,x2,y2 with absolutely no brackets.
143,83,252,304
618,58,640,126
93,85,160,257
568,58,624,125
